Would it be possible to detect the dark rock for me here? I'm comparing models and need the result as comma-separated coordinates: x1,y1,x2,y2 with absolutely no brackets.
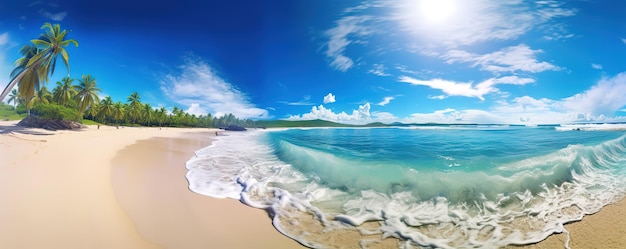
18,115,84,131
224,125,247,131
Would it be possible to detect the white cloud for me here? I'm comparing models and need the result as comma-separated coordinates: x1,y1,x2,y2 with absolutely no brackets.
372,111,398,122
322,1,574,74
443,44,560,74
398,76,493,100
428,95,448,100
185,103,206,116
324,15,373,71
0,33,8,46
288,103,372,124
287,73,626,125
377,96,394,106
399,75,535,101
621,38,626,44
368,64,390,76
405,108,476,123
493,76,536,85
561,72,626,115
393,0,574,47
160,57,268,119
39,9,67,21
323,93,336,104
28,1,43,7
280,95,314,106
279,101,314,106
591,63,603,70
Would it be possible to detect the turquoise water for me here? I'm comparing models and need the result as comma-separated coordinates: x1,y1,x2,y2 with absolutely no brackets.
186,126,626,248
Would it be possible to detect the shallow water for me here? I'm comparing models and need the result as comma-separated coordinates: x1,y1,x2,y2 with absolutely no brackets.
186,125,626,248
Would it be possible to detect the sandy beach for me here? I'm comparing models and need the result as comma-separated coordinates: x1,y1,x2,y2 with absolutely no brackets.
0,121,302,249
0,120,624,248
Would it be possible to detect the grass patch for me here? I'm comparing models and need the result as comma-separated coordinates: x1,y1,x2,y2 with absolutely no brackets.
81,119,99,125
0,103,25,121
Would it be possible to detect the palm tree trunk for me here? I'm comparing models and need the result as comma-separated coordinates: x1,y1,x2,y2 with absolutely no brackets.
0,72,26,103
0,49,52,103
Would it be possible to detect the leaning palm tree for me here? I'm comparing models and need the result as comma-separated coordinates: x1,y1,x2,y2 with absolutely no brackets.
74,74,101,120
52,76,77,106
10,45,41,115
0,22,78,104
7,89,20,109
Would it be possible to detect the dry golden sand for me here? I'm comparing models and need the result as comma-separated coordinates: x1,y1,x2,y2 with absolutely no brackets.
0,120,624,248
0,121,302,249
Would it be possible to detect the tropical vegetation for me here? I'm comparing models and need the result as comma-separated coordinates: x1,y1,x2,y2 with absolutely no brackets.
1,23,256,129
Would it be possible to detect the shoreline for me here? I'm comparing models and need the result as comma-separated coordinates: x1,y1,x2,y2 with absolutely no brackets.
0,121,302,248
0,121,624,248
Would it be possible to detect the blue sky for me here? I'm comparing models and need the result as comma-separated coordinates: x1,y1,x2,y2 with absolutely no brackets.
2,0,626,124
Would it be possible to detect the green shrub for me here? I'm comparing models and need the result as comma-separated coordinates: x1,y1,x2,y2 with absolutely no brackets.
32,103,80,121
15,104,27,115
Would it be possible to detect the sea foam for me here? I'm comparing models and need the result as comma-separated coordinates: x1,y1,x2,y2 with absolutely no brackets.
186,127,626,248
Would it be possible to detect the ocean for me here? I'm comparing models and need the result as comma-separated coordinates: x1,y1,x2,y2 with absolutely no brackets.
185,125,626,248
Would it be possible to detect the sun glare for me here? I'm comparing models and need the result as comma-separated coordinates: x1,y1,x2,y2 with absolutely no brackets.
419,0,458,24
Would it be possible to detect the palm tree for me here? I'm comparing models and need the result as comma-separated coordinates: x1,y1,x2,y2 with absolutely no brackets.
52,77,77,106
7,89,20,109
9,45,40,115
156,107,167,127
0,22,78,103
142,103,153,126
96,96,114,123
171,106,182,126
86,101,99,121
126,92,142,124
74,74,101,120
31,85,53,105
112,101,124,125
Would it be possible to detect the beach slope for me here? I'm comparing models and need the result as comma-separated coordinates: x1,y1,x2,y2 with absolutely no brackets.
0,122,302,249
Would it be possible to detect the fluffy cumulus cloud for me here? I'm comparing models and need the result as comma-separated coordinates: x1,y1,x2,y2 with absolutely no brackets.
323,93,336,104
443,44,560,74
404,73,626,124
288,103,372,124
399,75,534,100
561,73,626,115
291,72,626,125
160,58,268,119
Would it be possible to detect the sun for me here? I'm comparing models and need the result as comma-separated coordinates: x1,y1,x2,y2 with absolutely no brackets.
419,0,458,24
